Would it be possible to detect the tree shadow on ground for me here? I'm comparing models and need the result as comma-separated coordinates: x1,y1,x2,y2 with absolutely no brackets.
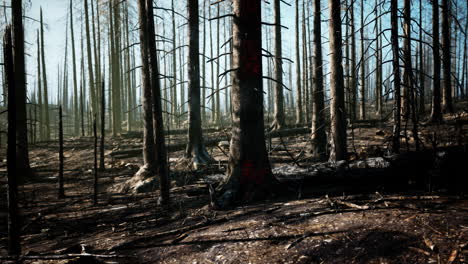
300,229,423,264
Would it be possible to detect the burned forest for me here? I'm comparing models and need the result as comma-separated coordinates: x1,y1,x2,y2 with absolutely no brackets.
1,0,468,263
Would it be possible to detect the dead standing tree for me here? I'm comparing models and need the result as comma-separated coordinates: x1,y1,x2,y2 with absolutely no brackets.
13,0,33,181
441,0,453,113
311,0,326,160
186,0,213,166
271,0,285,130
4,24,21,257
214,0,277,208
391,0,402,153
328,0,347,161
430,0,442,122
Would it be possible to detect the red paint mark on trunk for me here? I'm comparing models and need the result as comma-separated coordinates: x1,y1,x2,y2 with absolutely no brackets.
240,160,266,185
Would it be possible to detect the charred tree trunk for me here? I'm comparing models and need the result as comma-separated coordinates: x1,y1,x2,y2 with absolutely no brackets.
350,0,357,121
294,0,303,125
100,81,105,170
70,0,79,136
311,0,326,160
137,0,156,172
186,0,213,166
418,0,425,115
328,0,347,161
359,0,366,120
271,0,285,130
430,0,442,122
441,0,453,113
58,106,65,198
84,0,97,129
4,25,21,257
391,0,402,153
13,0,32,182
93,116,98,205
214,0,275,208
146,0,170,205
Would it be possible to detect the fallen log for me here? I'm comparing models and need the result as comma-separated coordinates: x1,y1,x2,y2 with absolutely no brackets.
111,127,313,159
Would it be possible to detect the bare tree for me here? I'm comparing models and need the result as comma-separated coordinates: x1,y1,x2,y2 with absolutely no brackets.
271,0,285,130
430,0,442,122
214,0,275,208
295,0,303,125
186,0,213,166
391,0,402,153
441,0,453,113
4,24,21,256
40,8,50,140
311,0,326,159
328,0,347,161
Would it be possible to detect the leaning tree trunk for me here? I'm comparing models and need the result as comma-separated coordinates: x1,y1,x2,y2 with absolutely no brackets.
12,0,32,182
311,0,326,160
430,0,442,122
391,0,402,153
186,0,213,166
146,0,170,205
214,0,275,208
4,25,21,257
328,0,347,161
271,0,285,130
441,0,453,113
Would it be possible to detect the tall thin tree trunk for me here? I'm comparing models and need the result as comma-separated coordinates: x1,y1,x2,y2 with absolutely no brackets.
58,106,65,198
172,0,178,126
100,81,105,170
70,0,79,136
146,0,170,205
430,0,442,122
36,30,43,141
4,25,21,256
418,0,425,114
391,0,402,153
302,0,309,124
359,0,366,120
84,0,97,130
311,0,326,160
441,0,453,113
272,0,285,129
294,0,303,125
328,0,347,161
350,0,357,121
40,9,50,140
186,0,213,166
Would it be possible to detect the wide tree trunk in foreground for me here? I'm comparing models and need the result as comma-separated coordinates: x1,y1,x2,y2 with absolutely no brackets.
12,0,32,181
430,0,442,122
311,0,326,160
391,0,402,153
186,0,213,166
4,24,21,257
328,0,347,161
441,0,453,113
214,0,275,208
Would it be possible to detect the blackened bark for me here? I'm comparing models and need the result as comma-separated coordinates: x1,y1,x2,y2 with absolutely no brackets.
328,0,347,161
100,81,105,170
272,0,285,130
186,0,213,166
391,0,402,153
146,0,170,205
295,0,303,125
214,0,275,208
4,25,21,257
58,106,65,198
430,0,442,122
137,0,156,169
13,0,32,182
441,0,453,113
93,116,98,205
311,0,326,160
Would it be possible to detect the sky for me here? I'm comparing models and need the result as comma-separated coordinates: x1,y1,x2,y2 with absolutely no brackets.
0,0,467,110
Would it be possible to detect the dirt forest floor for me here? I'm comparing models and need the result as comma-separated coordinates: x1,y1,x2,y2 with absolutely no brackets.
1,104,468,263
